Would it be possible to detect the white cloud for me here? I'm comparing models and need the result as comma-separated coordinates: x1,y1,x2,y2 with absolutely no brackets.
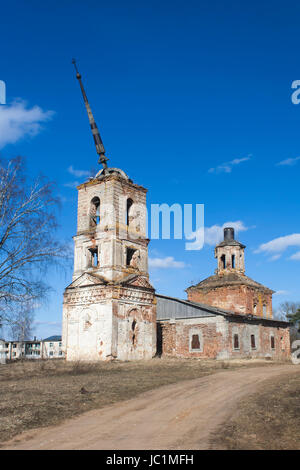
67,165,90,178
208,155,251,174
0,99,54,148
277,156,300,166
255,234,300,254
290,251,300,260
269,254,281,261
64,181,81,188
273,290,290,296
204,221,249,246
149,256,187,269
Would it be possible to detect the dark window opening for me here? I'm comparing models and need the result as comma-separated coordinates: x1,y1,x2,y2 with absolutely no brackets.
221,254,226,269
126,248,136,266
253,304,257,314
233,334,239,349
271,336,275,349
131,320,137,346
90,197,100,227
191,334,200,350
232,254,235,269
89,247,98,267
251,334,256,349
126,198,133,227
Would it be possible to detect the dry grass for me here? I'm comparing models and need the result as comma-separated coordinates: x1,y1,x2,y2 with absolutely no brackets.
212,371,300,450
0,357,287,446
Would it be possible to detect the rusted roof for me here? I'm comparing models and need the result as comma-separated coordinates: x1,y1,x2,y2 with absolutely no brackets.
156,294,289,325
215,239,246,248
186,271,274,293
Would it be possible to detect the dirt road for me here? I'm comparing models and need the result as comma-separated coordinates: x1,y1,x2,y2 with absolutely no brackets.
3,364,299,450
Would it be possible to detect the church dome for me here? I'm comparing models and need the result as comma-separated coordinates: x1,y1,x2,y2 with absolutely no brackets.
95,167,129,180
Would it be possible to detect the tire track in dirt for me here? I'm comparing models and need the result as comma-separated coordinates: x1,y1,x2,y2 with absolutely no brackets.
2,364,299,450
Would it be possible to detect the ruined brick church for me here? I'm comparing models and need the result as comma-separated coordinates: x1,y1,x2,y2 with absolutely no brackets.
62,64,290,361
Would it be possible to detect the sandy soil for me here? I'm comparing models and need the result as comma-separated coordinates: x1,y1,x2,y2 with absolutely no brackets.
2,364,299,450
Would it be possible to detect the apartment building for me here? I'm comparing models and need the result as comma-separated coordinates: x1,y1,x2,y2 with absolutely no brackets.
0,336,65,362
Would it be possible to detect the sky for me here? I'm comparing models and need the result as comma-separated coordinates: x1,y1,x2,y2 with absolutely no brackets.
1,0,300,339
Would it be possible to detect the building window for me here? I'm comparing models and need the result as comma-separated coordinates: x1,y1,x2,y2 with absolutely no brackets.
90,197,100,227
131,319,137,346
59,351,63,356
59,342,62,347
49,342,53,347
191,334,200,350
271,336,275,349
126,248,136,266
126,198,133,227
89,247,98,267
232,254,235,269
251,334,256,349
263,304,267,317
221,254,226,269
253,304,257,315
49,351,53,356
233,334,239,350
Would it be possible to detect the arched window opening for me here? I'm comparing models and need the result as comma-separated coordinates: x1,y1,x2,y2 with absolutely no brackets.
232,254,235,269
126,198,134,227
132,319,137,346
253,304,257,314
263,304,267,317
89,247,98,268
221,254,226,269
233,334,239,350
90,197,100,227
271,336,275,349
126,248,136,266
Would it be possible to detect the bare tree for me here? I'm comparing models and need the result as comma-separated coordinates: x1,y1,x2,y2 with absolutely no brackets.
10,303,35,342
273,301,300,345
274,301,300,321
0,156,70,331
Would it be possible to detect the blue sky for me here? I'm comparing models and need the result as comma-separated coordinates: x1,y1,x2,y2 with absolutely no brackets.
1,0,300,338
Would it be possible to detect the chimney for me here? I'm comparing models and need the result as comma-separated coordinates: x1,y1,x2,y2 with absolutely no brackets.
224,227,234,241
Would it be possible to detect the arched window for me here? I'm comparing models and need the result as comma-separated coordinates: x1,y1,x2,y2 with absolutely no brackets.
232,254,235,269
270,335,275,349
90,197,100,227
126,198,133,227
263,304,267,317
221,254,226,269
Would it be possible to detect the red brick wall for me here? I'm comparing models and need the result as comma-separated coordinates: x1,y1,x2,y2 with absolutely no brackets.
226,320,290,359
187,285,273,318
158,320,224,358
158,318,290,360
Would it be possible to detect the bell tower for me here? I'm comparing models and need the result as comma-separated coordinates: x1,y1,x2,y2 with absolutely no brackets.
73,167,149,283
62,61,156,361
215,227,245,274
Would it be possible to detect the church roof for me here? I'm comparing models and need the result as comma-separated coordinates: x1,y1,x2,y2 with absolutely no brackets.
156,294,288,325
215,239,245,248
186,271,274,293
